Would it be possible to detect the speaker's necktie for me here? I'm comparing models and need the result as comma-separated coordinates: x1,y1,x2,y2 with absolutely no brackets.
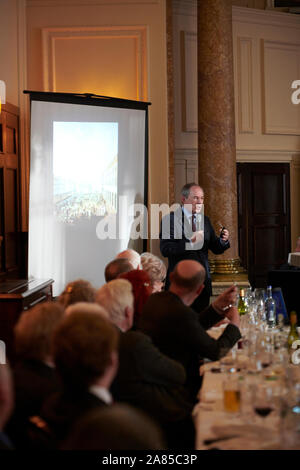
191,213,196,232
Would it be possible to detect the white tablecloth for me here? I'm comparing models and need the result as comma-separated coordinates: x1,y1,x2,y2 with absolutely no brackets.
193,362,281,450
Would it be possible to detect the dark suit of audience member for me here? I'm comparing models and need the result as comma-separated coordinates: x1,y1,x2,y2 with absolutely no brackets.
5,359,61,448
112,330,189,418
40,388,108,446
33,310,119,449
111,329,195,448
0,365,14,450
4,301,64,448
63,404,166,450
96,279,195,449
140,290,241,401
0,431,13,450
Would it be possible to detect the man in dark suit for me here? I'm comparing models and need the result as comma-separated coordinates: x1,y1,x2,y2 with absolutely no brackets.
139,260,241,402
96,279,196,449
5,302,64,448
160,182,230,311
40,310,118,447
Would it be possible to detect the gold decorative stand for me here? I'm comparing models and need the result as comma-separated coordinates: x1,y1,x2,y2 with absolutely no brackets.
209,258,250,302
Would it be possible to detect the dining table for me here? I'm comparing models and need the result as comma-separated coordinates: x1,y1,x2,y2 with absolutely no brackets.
192,323,300,450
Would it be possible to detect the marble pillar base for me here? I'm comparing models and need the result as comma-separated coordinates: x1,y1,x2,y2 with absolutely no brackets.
209,258,244,275
211,278,250,304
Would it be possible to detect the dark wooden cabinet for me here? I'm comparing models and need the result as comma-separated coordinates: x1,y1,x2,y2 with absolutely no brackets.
0,278,53,362
0,102,21,277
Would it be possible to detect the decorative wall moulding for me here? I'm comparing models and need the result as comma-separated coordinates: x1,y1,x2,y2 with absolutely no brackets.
28,0,159,6
42,25,148,100
174,148,198,161
180,30,197,133
236,36,254,134
236,149,300,162
173,0,196,17
232,5,300,29
262,39,300,136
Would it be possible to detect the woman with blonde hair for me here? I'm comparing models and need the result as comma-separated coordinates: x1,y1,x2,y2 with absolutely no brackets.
141,252,167,293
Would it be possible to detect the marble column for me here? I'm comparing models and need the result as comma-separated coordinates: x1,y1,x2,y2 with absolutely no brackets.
197,0,244,277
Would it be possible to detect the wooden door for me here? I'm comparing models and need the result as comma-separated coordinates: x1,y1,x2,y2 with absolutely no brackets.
237,163,291,288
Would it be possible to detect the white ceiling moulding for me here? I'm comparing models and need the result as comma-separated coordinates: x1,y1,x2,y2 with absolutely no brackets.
232,5,300,29
236,149,300,162
173,0,196,17
42,26,147,100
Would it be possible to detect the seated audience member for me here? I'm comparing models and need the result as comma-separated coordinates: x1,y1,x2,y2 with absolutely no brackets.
0,365,14,450
115,249,142,270
39,310,118,447
5,302,64,448
139,260,241,401
65,302,109,319
58,279,96,309
63,404,166,450
141,252,167,293
118,270,152,327
104,258,133,282
95,279,195,449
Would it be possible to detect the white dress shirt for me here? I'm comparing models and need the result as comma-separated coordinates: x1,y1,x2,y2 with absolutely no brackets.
89,385,113,405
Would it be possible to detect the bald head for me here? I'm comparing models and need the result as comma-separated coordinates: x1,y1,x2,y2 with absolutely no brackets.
115,249,141,270
170,260,206,292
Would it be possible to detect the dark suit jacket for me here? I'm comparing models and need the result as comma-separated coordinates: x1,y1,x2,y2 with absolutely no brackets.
160,208,230,296
111,329,193,424
40,389,108,446
5,359,61,448
139,291,241,399
0,432,13,450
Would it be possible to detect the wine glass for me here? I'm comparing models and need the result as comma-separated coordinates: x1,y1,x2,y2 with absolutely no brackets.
255,288,266,324
252,382,275,423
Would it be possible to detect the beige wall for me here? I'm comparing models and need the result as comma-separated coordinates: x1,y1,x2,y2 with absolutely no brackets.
26,1,169,226
233,7,300,247
0,0,170,254
173,2,300,247
0,0,19,106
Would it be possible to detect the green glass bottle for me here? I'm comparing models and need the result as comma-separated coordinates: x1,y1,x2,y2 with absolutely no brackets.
238,288,247,316
287,311,299,353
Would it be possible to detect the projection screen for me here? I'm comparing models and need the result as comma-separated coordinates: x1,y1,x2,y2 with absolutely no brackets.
26,92,149,296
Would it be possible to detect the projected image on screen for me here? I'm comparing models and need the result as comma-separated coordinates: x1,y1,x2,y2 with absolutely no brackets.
28,97,147,297
53,122,118,224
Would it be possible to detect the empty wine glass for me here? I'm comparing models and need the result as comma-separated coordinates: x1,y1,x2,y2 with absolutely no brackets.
255,288,266,324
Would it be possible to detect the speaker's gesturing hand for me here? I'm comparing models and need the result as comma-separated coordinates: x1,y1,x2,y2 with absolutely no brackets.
190,230,204,245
